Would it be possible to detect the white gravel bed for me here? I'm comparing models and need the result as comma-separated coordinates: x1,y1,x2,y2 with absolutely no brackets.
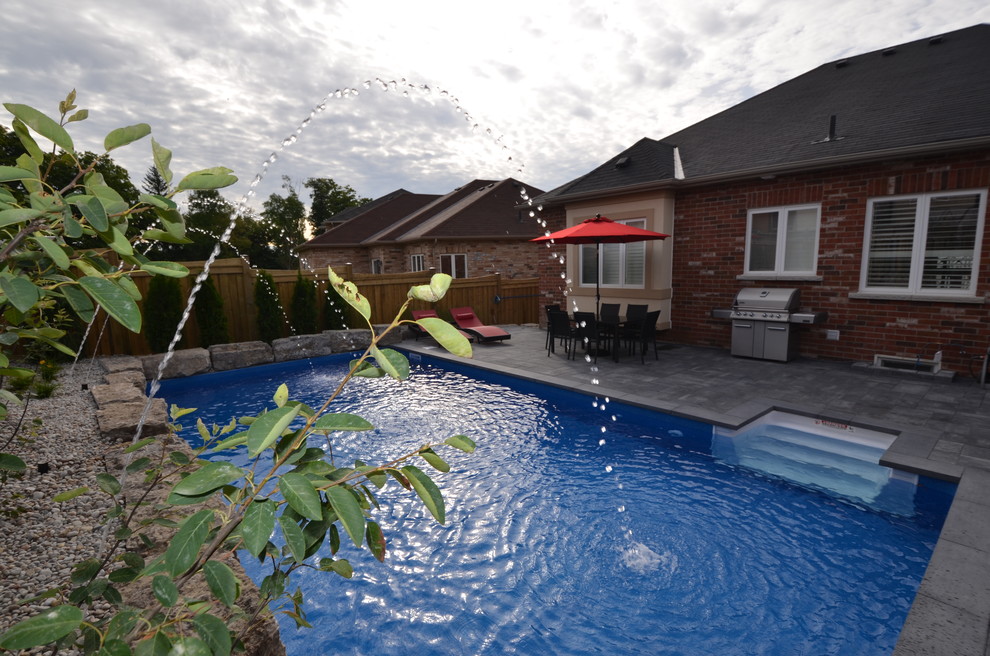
0,359,117,648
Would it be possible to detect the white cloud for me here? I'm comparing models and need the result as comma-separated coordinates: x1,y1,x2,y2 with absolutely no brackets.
1,0,988,212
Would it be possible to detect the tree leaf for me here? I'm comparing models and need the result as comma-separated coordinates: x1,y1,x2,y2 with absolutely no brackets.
3,103,74,153
326,486,365,548
402,465,446,524
278,515,307,563
53,486,88,502
163,636,212,656
273,383,288,408
327,268,370,320
30,235,70,270
371,346,409,380
246,405,300,457
141,228,193,244
78,276,141,333
202,560,239,608
164,509,214,577
0,605,83,650
151,138,173,185
0,276,41,313
311,412,374,432
60,284,95,323
104,123,151,152
366,521,386,562
416,317,473,358
10,118,44,163
68,195,109,232
104,226,133,256
280,472,323,521
172,461,243,496
0,165,36,183
176,167,237,191
241,500,275,557
191,613,232,656
320,558,353,578
95,473,121,496
419,448,450,473
151,575,178,607
139,261,189,278
0,453,26,472
444,434,477,453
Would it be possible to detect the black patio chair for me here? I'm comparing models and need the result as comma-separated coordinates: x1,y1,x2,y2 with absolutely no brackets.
621,304,649,354
634,310,661,363
573,311,605,362
547,309,576,357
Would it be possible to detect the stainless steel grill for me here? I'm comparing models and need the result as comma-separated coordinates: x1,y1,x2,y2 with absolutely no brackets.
711,288,828,362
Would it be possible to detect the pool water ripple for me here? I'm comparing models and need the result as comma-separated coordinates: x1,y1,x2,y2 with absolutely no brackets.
157,354,950,656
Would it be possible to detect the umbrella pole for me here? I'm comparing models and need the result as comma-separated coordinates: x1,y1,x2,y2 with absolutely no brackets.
595,241,601,322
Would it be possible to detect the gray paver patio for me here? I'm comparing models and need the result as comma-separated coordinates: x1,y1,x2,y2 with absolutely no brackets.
400,324,990,656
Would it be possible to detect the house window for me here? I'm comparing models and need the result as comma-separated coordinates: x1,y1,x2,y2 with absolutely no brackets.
410,254,425,272
861,190,986,295
579,219,647,288
371,258,383,274
440,253,467,278
745,205,820,275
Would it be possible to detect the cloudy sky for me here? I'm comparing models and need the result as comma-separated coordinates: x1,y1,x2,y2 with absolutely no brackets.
2,1,988,214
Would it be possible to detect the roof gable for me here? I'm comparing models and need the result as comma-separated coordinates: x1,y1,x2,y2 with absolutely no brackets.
298,189,438,248
537,24,990,205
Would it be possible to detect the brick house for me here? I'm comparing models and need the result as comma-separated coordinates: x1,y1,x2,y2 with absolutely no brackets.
534,24,990,371
297,178,545,279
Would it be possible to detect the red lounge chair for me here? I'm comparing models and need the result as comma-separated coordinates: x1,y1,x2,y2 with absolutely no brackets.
450,307,511,343
410,309,474,343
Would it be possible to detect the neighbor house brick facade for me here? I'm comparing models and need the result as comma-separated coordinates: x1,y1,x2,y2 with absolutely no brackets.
298,179,545,279
534,25,990,373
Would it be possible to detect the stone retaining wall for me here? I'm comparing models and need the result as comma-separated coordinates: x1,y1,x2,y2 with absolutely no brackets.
132,327,401,380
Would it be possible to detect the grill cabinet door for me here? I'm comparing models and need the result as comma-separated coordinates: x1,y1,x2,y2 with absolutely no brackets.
731,321,755,357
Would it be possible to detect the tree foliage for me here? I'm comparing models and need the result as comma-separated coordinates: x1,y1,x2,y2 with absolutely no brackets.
259,177,307,268
304,177,370,235
290,272,318,335
0,91,478,656
144,275,184,353
194,275,229,348
254,270,283,343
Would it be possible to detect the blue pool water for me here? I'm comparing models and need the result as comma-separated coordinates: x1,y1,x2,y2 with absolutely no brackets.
156,353,953,656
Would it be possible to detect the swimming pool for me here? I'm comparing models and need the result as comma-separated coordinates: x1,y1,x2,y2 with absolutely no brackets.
156,353,953,656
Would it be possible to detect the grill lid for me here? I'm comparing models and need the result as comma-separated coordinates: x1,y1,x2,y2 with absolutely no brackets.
733,288,800,311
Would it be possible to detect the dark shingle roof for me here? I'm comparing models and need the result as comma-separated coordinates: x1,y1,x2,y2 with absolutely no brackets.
297,178,546,250
537,24,990,206
297,189,438,249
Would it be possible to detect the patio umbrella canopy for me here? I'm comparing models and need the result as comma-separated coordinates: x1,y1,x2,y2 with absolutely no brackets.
532,214,669,318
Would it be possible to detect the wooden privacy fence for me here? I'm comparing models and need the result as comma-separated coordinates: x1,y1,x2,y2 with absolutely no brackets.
84,259,540,357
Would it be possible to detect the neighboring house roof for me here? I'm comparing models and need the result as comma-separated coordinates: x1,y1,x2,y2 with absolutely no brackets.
298,178,545,250
536,23,990,206
297,189,438,249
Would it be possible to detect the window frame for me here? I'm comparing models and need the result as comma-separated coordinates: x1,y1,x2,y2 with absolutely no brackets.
744,204,821,276
410,253,425,272
859,189,986,297
578,218,648,289
440,253,467,278
371,258,383,275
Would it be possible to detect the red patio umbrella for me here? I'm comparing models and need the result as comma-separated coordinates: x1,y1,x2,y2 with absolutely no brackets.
532,214,669,319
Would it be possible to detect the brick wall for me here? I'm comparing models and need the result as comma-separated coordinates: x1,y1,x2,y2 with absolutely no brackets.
535,205,568,324
670,149,990,369
298,238,541,279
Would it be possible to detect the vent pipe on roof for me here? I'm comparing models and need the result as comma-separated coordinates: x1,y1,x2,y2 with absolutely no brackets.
929,36,944,45
615,156,630,168
813,115,845,144
673,146,685,180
